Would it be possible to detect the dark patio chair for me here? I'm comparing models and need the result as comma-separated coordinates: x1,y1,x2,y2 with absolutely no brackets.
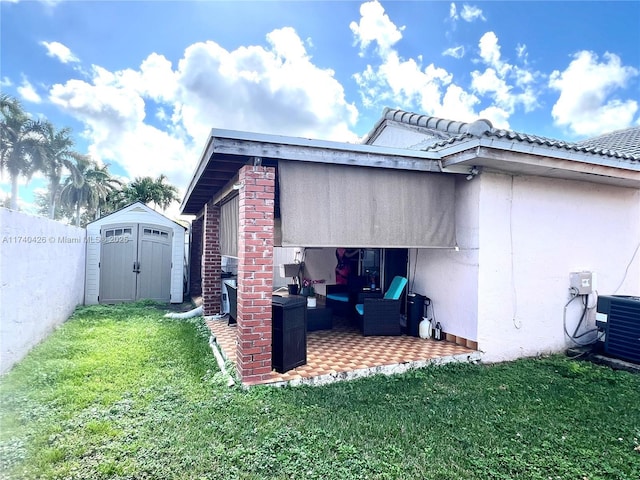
355,276,408,336
326,276,366,318
326,284,350,316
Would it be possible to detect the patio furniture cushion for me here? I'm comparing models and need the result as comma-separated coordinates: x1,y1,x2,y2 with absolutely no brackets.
384,276,409,300
326,292,350,303
326,284,352,317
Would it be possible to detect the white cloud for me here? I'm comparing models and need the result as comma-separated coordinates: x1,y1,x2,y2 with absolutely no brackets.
450,3,485,22
478,32,506,73
350,0,404,56
472,68,510,99
353,4,539,128
174,28,358,143
470,32,540,122
437,84,479,122
0,77,12,87
352,2,464,119
460,5,485,22
516,43,527,61
50,75,196,190
40,41,79,64
478,105,510,129
549,51,639,136
47,26,359,199
17,77,42,103
443,46,465,59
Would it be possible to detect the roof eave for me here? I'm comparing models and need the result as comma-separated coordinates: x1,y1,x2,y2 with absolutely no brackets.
440,139,640,188
180,128,443,215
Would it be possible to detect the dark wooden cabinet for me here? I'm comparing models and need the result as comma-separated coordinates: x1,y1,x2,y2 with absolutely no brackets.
272,296,307,373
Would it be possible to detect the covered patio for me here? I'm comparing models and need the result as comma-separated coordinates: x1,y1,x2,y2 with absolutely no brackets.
205,314,480,386
181,128,468,385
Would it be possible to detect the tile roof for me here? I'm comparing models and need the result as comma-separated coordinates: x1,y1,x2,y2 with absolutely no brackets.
381,108,640,163
575,126,640,159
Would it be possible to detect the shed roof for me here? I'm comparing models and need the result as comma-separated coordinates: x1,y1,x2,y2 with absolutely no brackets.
88,201,185,230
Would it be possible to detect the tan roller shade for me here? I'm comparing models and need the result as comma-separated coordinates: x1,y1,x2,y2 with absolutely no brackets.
278,161,456,248
220,194,239,257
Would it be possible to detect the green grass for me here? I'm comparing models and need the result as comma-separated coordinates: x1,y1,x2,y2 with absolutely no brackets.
1,302,639,480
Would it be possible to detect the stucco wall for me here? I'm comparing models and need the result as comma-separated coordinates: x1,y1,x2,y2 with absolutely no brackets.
410,176,480,341
0,209,86,374
477,173,640,362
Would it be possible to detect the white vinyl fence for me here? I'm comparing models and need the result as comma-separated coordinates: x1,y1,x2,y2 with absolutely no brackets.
0,208,86,374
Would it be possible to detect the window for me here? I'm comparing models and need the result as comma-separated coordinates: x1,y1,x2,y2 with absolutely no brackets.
144,228,169,238
104,227,131,238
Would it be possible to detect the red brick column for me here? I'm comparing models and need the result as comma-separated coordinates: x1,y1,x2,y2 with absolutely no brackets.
202,200,221,316
189,215,203,297
236,165,275,384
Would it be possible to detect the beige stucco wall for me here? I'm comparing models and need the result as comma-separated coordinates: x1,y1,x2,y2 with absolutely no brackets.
476,172,640,362
408,171,639,362
409,176,480,342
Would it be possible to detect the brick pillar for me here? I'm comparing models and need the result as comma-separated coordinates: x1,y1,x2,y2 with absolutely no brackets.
202,200,221,316
189,215,203,297
236,165,275,384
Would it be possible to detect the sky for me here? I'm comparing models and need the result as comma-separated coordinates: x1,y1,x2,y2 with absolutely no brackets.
1,0,639,219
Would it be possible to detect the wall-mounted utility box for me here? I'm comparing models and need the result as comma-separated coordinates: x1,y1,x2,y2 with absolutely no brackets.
570,271,594,295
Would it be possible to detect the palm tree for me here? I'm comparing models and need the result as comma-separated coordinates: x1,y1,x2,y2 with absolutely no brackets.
0,94,45,210
60,159,121,226
123,174,179,210
39,121,87,218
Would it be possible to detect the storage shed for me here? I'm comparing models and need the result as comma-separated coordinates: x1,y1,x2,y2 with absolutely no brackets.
85,202,186,304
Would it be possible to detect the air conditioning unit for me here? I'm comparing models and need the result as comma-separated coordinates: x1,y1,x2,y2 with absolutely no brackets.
595,295,640,364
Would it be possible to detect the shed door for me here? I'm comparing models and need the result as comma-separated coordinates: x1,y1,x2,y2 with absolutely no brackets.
99,224,172,303
136,224,172,302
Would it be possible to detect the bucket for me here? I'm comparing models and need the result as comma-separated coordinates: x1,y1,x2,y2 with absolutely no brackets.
419,317,432,339
287,284,299,295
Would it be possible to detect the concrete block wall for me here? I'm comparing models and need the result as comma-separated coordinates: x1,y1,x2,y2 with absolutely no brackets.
0,209,86,374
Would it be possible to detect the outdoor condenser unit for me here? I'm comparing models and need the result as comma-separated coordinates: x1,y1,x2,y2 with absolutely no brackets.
595,295,640,364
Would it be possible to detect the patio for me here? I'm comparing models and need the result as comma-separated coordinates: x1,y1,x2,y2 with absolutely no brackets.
205,314,481,387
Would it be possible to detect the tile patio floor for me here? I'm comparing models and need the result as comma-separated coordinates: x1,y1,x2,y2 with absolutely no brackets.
205,315,481,387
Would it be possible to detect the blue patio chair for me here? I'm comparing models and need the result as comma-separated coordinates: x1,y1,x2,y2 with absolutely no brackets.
355,276,408,336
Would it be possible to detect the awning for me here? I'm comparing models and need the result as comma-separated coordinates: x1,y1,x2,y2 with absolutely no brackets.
278,161,456,248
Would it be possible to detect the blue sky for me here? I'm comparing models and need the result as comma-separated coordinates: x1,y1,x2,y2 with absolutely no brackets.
1,0,639,216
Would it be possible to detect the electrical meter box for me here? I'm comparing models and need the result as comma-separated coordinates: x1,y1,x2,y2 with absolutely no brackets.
570,271,594,295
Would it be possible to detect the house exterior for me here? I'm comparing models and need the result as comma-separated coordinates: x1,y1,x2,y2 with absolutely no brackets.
181,108,640,385
85,202,186,304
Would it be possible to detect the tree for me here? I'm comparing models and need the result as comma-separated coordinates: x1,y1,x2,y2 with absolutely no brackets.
0,94,45,210
123,174,179,210
39,121,87,218
60,159,121,226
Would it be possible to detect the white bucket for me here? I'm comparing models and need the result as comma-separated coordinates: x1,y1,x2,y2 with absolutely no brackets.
419,317,432,339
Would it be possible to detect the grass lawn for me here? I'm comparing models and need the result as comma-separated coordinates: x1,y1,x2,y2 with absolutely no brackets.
1,302,639,480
